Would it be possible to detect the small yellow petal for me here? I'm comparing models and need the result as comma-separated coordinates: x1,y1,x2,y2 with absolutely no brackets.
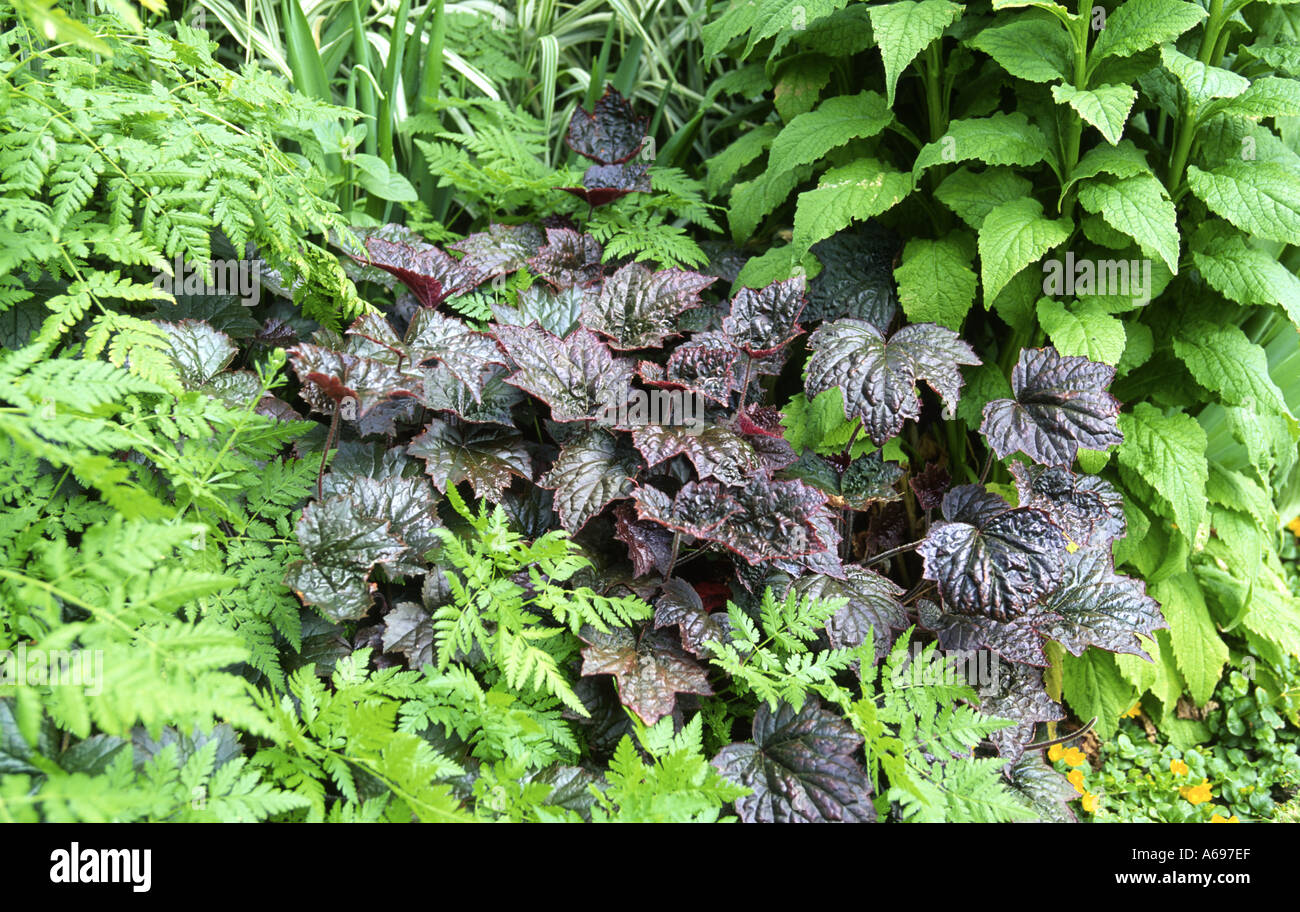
1067,769,1086,794
1288,516,1300,537
1048,743,1064,763
1209,813,1239,823
1170,758,1190,776
1121,703,1142,718
1081,792,1099,813
1061,747,1087,767
1180,779,1213,805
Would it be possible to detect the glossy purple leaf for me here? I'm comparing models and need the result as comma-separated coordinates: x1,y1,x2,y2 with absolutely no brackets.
408,417,532,497
582,262,716,350
449,223,546,276
494,325,635,422
527,228,605,288
1009,461,1126,549
537,428,640,533
561,162,652,207
653,579,735,658
792,567,906,659
722,277,807,356
578,625,713,725
1037,547,1166,658
565,86,650,165
631,424,761,487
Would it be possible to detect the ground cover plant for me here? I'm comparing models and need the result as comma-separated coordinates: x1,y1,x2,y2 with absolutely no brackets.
1,0,1299,824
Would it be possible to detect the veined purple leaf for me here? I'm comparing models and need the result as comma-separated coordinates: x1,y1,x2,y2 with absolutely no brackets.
578,625,712,725
918,599,1052,667
1037,547,1166,657
583,262,716,350
918,484,1068,620
712,699,875,823
287,342,419,417
561,162,652,207
633,477,832,564
403,307,506,395
980,347,1123,467
806,222,901,328
494,325,635,422
638,342,739,406
792,567,905,659
654,578,735,659
449,223,546,276
408,417,532,497
722,277,807,356
735,405,785,438
613,502,676,577
1009,461,1126,548
352,235,485,308
319,470,442,579
806,319,981,444
840,451,906,510
537,428,640,533
382,601,434,669
910,461,951,511
979,661,1063,762
631,424,761,487
286,498,406,622
420,363,524,426
157,319,237,387
527,228,605,288
1006,753,1078,823
565,86,650,165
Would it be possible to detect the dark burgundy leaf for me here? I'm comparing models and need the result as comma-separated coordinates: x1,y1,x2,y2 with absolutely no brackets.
1009,461,1126,548
918,484,1068,620
254,317,297,347
735,405,785,438
382,601,434,668
537,428,640,533
582,262,716,350
420,363,524,426
806,223,900,328
320,470,442,578
613,502,675,577
449,223,546,276
653,578,735,658
862,501,908,558
402,307,506,394
494,325,635,422
285,498,406,622
637,342,739,406
918,599,1051,667
792,567,905,659
1006,753,1078,823
631,424,760,487
527,228,604,288
287,343,418,417
722,277,807,356
806,319,981,445
750,434,800,475
840,451,906,510
408,417,532,497
980,347,1123,467
1037,547,1166,657
561,162,652,207
712,698,875,823
910,461,950,511
578,625,713,725
157,319,237,387
633,477,831,564
979,662,1063,762
353,235,485,308
565,86,649,165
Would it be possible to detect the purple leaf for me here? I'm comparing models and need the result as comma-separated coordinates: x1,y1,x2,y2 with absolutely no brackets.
527,228,605,288
565,86,650,165
537,428,640,533
1009,461,1126,548
561,162,652,207
722,277,808,356
578,625,713,725
631,423,761,487
408,417,532,497
494,324,635,422
583,262,716,350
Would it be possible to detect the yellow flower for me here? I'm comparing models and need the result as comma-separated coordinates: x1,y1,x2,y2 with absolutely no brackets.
1121,703,1142,719
1061,747,1087,768
1067,769,1086,794
1081,791,1099,813
1288,516,1300,537
1170,758,1190,776
1048,743,1064,762
1209,813,1239,823
1066,540,1080,554
1181,779,1213,805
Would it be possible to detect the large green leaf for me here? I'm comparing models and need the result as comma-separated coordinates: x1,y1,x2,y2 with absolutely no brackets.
1076,174,1179,272
894,234,978,330
791,159,913,253
1150,573,1227,706
1116,403,1208,540
977,197,1071,302
914,112,1049,175
1187,160,1300,246
1051,83,1137,146
1090,0,1207,64
868,0,964,106
968,18,1071,83
1172,321,1296,424
768,92,893,173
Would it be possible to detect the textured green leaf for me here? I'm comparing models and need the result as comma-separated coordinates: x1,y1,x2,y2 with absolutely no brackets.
1117,403,1208,540
792,159,913,254
977,197,1070,302
1035,298,1128,365
1051,83,1137,145
914,113,1048,175
1172,321,1296,423
1076,174,1179,272
1060,649,1138,738
968,18,1071,83
1091,0,1206,64
934,166,1034,229
768,92,893,174
1186,161,1300,246
1191,222,1300,326
1159,44,1249,109
868,0,964,106
894,234,978,330
1150,573,1227,706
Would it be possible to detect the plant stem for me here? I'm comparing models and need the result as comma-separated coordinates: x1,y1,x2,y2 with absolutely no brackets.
1166,0,1226,194
863,538,925,569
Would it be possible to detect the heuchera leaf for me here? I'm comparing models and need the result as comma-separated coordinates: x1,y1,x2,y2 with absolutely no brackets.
918,598,1052,667
408,417,532,497
613,502,676,577
805,318,981,444
527,228,605,288
561,162,652,207
420,363,524,426
537,428,640,533
1006,753,1078,823
403,307,507,394
805,223,901,328
633,477,832,564
722,277,808,355
638,342,739,406
840,451,906,510
287,342,419,417
978,661,1063,762
909,461,951,511
493,284,591,337
1009,461,1126,548
653,579,735,659
918,484,1068,620
494,325,634,422
631,424,761,487
712,698,875,823
319,461,442,578
286,498,407,622
565,86,650,165
352,235,485,307
792,567,905,659
980,347,1123,467
582,262,716,350
449,223,546,276
157,319,237,387
382,601,435,668
1037,547,1166,658
578,625,713,725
